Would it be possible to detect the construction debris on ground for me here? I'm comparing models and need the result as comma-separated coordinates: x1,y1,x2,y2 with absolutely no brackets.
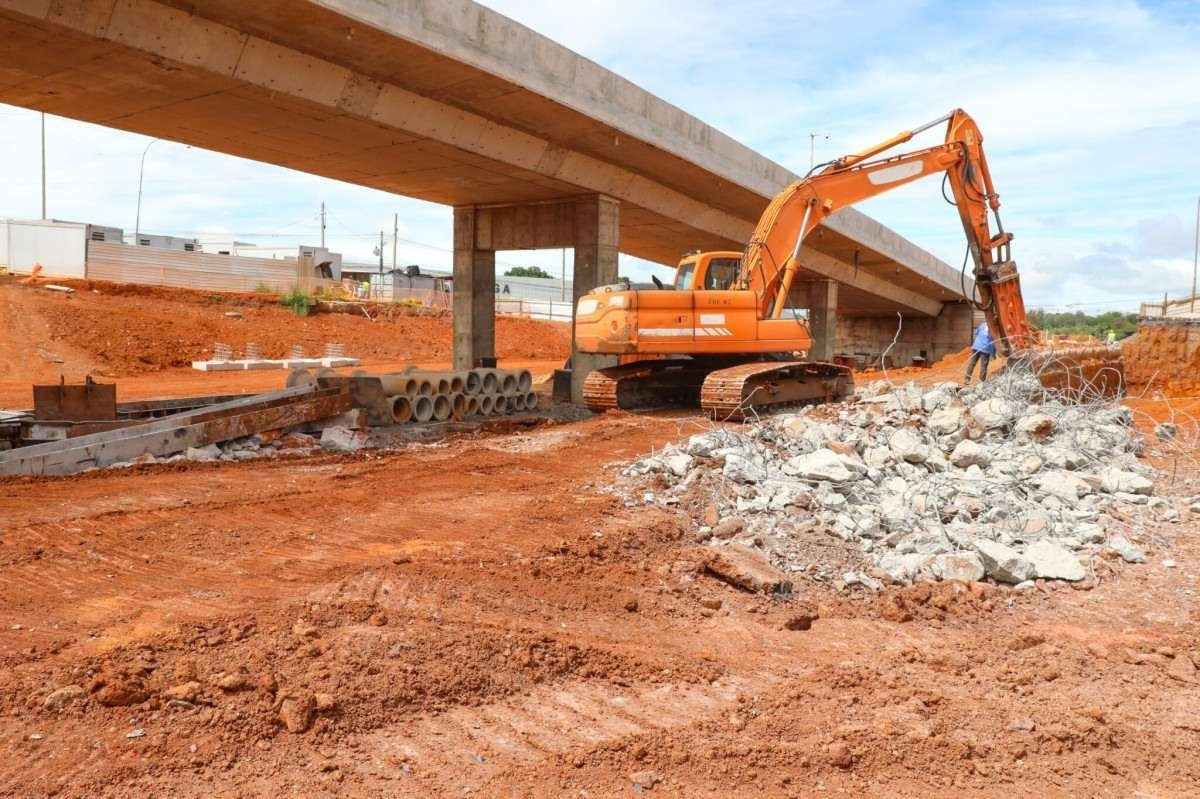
622,367,1199,589
0,366,542,476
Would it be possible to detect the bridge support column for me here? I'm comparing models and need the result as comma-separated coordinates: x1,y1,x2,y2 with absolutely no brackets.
808,280,838,362
571,195,620,403
451,195,619,401
452,206,496,370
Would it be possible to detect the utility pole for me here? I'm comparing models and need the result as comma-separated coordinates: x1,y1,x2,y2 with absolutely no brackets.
378,230,384,274
319,202,326,248
561,248,566,302
40,112,46,219
1192,194,1198,314
392,212,398,272
809,132,829,171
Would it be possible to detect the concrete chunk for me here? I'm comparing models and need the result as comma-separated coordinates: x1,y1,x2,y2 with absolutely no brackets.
319,427,369,452
1107,535,1146,564
1024,539,1086,581
722,452,766,484
888,428,929,463
1100,468,1153,496
1037,470,1092,501
928,551,986,582
927,406,965,436
185,444,222,462
782,449,854,482
949,439,991,469
973,539,1034,584
1015,413,1055,439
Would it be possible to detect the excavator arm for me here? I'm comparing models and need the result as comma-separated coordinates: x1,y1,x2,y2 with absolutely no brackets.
739,109,1034,356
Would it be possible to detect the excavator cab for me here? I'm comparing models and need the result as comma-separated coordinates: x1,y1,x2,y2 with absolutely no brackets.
673,251,742,291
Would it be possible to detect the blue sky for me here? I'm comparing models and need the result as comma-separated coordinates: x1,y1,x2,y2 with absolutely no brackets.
2,0,1198,310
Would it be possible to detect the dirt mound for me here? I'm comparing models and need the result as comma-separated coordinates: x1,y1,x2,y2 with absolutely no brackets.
0,277,570,378
857,346,996,388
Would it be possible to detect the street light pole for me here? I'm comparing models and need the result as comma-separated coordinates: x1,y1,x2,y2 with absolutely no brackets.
809,132,829,171
40,112,46,219
1192,194,1199,314
134,138,163,244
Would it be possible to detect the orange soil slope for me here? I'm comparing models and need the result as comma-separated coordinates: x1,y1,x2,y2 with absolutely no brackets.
1122,323,1200,398
0,277,569,381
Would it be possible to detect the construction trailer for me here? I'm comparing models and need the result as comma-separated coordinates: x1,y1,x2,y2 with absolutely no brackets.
0,218,88,278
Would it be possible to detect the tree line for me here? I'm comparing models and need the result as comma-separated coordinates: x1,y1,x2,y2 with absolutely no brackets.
1028,309,1138,340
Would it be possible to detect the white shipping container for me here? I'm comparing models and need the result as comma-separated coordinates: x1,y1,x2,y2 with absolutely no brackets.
0,219,87,279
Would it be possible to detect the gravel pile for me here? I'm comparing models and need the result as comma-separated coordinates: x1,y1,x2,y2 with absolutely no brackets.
624,370,1192,588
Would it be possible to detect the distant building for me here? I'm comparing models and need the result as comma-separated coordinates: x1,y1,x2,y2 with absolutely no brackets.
197,239,259,256
495,274,572,302
337,263,451,301
83,223,124,243
133,232,201,252
196,240,343,277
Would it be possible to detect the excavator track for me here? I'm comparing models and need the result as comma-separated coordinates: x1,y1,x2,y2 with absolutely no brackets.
582,359,713,414
583,358,853,419
700,361,854,421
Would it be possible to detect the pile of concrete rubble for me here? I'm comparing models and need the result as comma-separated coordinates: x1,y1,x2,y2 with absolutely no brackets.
626,370,1193,588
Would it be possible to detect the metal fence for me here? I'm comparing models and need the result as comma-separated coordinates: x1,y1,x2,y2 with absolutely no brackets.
82,242,572,319
496,298,573,322
85,241,340,295
1139,295,1200,318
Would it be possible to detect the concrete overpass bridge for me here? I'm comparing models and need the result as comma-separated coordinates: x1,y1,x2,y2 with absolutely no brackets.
0,0,975,397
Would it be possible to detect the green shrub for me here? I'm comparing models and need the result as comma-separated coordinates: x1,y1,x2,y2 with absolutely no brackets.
281,288,313,316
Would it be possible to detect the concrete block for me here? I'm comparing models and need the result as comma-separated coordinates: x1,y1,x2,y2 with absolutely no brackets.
191,360,247,371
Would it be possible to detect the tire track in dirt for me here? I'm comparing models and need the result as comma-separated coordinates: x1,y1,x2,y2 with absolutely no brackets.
359,672,781,793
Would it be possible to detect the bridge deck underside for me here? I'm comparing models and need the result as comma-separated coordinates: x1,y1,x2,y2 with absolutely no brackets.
0,4,966,316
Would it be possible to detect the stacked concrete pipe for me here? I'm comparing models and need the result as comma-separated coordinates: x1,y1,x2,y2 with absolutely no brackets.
466,368,539,417
293,367,541,426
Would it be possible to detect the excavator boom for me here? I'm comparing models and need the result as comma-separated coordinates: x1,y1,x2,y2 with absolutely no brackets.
740,109,1033,355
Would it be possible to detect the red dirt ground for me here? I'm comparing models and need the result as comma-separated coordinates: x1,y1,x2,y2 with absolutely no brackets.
1,282,1198,796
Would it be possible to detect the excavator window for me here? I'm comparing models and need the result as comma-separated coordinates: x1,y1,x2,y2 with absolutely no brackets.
673,261,696,290
703,258,740,290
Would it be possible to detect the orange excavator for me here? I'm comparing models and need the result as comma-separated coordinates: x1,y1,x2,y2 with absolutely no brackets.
575,109,1117,418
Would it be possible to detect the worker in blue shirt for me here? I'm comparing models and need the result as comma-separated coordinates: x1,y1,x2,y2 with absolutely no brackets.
964,322,996,385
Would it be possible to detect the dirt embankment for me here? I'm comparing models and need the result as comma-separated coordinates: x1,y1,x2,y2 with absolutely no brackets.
0,277,570,379
1122,322,1200,398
